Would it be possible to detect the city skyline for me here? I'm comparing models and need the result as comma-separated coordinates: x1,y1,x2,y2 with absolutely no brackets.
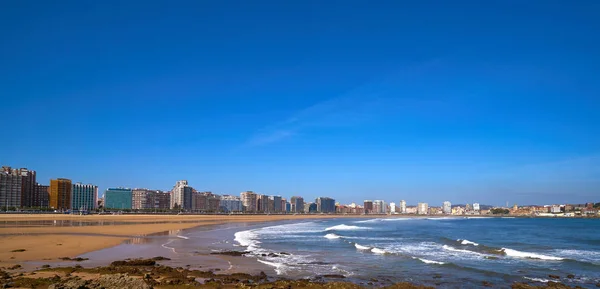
2,1,599,205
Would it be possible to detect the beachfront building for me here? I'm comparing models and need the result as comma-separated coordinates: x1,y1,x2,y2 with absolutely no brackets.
71,183,98,211
104,188,132,210
390,202,397,214
152,191,170,209
170,180,193,210
291,196,304,213
363,200,374,214
373,200,386,214
241,191,257,212
443,201,452,214
316,197,336,213
1,167,23,208
272,195,282,212
473,203,480,212
220,195,243,212
256,194,269,213
417,203,429,215
34,183,49,208
50,178,72,210
285,201,291,212
281,198,287,213
400,200,407,214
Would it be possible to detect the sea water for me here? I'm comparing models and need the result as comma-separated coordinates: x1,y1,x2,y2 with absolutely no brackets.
232,217,600,288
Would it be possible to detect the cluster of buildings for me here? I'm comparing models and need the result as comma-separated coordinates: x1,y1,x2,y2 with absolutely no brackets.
2,165,598,216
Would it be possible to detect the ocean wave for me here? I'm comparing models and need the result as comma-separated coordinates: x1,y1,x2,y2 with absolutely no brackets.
355,243,371,250
552,249,600,264
176,235,189,240
427,217,461,220
324,233,341,239
325,224,370,231
234,230,261,252
442,245,486,256
524,277,550,283
371,247,387,254
501,248,564,261
257,259,288,275
458,239,479,246
413,257,445,265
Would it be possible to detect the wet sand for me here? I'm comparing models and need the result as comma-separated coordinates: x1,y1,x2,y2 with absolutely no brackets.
0,214,371,268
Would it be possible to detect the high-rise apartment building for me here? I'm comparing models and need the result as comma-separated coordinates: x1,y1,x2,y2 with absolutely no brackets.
18,168,36,207
373,200,386,214
363,200,373,214
443,201,452,214
256,194,269,213
220,195,243,212
390,202,397,214
170,180,192,210
240,191,257,212
34,183,49,208
71,183,97,211
272,195,282,212
280,198,287,213
50,178,72,210
316,197,335,213
290,196,304,213
104,188,132,209
417,202,429,215
1,167,23,208
152,191,171,209
473,203,480,212
132,188,153,210
400,200,407,214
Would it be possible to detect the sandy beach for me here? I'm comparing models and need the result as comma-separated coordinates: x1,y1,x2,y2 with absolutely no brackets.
0,214,368,267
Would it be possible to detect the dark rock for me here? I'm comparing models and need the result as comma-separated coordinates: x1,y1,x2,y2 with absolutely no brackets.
59,257,88,262
209,251,248,257
7,265,21,270
433,274,442,279
110,259,156,266
567,274,575,279
548,274,560,279
482,281,493,287
321,274,346,279
151,256,171,261
370,278,379,282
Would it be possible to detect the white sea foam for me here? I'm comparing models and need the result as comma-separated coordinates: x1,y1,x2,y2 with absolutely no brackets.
324,233,341,239
501,248,564,261
427,217,460,220
524,277,550,283
502,217,515,219
176,235,189,240
234,230,261,252
413,257,445,265
371,247,387,254
325,224,369,231
355,243,371,250
442,245,486,256
458,239,479,246
257,259,287,275
553,249,600,264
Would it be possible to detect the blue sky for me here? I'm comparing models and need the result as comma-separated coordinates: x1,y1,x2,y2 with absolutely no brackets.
1,1,599,206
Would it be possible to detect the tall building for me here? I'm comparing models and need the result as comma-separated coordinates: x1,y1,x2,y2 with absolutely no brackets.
240,191,257,212
316,197,335,213
280,198,287,213
1,167,22,208
363,200,373,214
390,202,397,214
151,191,170,209
443,201,452,214
220,195,243,212
473,203,480,212
132,188,153,210
373,200,386,214
71,183,97,211
104,188,132,209
285,201,291,212
256,194,269,213
170,180,193,210
272,195,282,212
50,178,72,210
34,183,49,208
417,203,429,215
17,168,36,208
400,200,407,214
290,196,304,213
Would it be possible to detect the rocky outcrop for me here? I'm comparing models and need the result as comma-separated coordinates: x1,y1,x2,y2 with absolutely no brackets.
48,274,151,289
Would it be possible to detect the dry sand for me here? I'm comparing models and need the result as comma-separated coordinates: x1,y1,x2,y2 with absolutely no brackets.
0,214,366,267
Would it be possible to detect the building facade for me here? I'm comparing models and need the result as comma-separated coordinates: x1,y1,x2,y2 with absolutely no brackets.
417,202,429,215
400,200,407,214
373,200,386,214
50,178,72,210
240,191,257,212
291,196,304,213
34,183,49,208
220,195,243,212
1,167,22,208
316,197,335,213
363,200,373,214
443,201,452,214
390,202,397,214
104,188,132,209
256,194,269,213
272,195,282,212
71,183,97,211
170,180,193,210
152,191,170,209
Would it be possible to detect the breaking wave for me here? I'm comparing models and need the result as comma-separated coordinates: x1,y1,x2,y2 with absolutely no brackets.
325,224,370,231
